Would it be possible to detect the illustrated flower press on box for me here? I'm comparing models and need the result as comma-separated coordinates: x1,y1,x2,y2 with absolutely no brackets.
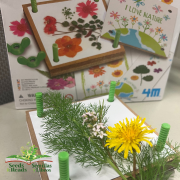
101,0,178,58
22,0,125,77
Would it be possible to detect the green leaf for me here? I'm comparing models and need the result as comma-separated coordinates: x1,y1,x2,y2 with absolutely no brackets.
62,21,70,27
95,19,100,23
76,33,82,38
36,69,51,79
77,25,83,29
91,42,97,46
71,21,77,26
133,65,150,74
90,25,96,30
92,15,98,19
84,23,89,27
96,46,102,50
143,76,153,81
78,18,85,23
96,42,101,46
89,38,93,41
100,21,104,25
82,30,87,35
69,26,75,31
89,20,95,24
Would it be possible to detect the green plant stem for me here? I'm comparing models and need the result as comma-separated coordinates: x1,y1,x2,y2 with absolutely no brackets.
107,158,127,180
81,71,86,97
133,151,136,179
140,74,142,86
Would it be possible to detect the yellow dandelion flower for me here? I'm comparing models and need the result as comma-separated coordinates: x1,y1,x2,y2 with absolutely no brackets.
105,116,155,159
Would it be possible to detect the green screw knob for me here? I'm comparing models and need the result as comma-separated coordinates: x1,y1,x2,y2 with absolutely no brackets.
53,43,59,62
31,0,38,13
156,123,170,151
58,151,69,180
108,81,116,102
113,29,121,48
35,92,43,117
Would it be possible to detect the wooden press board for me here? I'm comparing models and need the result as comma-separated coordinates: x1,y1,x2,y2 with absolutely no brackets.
23,0,125,77
26,95,174,180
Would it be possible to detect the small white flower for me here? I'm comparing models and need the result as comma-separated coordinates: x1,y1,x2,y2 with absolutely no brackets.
87,124,92,128
82,114,87,118
93,131,98,136
98,131,107,139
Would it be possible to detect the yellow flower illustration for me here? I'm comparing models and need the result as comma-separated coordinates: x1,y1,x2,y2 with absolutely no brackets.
105,116,155,159
107,60,123,68
112,70,123,77
161,0,173,4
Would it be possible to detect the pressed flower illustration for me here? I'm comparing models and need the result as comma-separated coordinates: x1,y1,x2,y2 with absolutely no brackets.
110,11,120,19
104,84,109,92
154,68,162,73
47,78,68,90
154,27,163,38
160,34,168,41
112,70,123,77
97,80,104,93
76,0,98,18
9,18,31,37
65,77,76,88
107,60,123,68
105,116,155,159
91,85,97,95
55,36,83,58
130,16,138,28
44,16,56,25
161,0,173,5
88,66,106,78
142,19,152,33
149,28,154,35
44,24,57,34
131,76,139,80
121,16,129,28
62,7,75,20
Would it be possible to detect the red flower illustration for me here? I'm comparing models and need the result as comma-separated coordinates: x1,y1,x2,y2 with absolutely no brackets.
88,66,106,78
147,61,156,66
110,11,120,19
47,78,68,90
44,16,56,25
55,36,82,58
9,18,31,37
44,24,57,34
76,0,98,18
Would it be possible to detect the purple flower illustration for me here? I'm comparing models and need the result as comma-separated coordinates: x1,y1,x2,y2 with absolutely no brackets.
47,78,68,90
154,68,162,73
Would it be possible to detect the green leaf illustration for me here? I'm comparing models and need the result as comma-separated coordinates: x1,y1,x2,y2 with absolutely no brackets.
78,18,84,23
91,42,97,46
89,38,93,41
100,21,104,25
82,30,87,35
92,15,98,19
71,21,77,26
62,21,70,27
89,20,95,24
95,19,100,23
133,65,150,74
76,33,82,38
143,76,153,81
69,26,75,31
36,69,51,79
90,25,96,30
84,23,90,27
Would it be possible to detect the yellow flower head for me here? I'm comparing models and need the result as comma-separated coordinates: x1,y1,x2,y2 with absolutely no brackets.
105,116,155,159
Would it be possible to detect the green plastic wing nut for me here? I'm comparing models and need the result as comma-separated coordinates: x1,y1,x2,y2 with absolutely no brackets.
7,37,30,55
31,0,38,13
108,81,116,102
17,51,46,68
113,29,121,48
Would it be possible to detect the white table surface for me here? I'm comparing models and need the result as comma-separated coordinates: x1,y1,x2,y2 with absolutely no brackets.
1,50,180,180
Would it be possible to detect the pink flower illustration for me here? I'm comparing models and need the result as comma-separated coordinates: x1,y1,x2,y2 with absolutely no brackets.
149,28,154,33
110,11,120,19
47,78,68,90
9,18,31,37
65,77,76,88
119,0,126,2
76,0,98,18
91,85,96,89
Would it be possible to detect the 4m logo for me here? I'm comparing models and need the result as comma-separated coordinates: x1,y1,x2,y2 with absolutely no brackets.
142,88,161,97
5,142,52,165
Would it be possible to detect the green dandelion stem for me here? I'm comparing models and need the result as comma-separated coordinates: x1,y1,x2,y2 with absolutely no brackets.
107,158,127,180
